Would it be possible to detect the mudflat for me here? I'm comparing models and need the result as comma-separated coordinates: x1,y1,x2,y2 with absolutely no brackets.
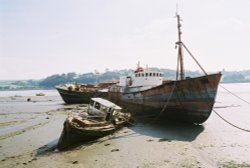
0,89,250,168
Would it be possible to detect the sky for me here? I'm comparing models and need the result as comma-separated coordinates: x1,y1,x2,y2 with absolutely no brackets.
1,0,250,80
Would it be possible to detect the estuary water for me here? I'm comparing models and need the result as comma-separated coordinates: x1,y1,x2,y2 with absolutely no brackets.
0,89,59,97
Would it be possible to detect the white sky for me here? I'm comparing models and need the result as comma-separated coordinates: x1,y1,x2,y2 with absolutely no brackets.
1,0,250,80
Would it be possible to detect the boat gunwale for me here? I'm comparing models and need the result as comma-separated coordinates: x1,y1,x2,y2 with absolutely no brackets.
120,72,222,94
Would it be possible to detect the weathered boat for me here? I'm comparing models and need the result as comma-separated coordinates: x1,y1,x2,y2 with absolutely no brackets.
35,92,45,96
57,98,132,150
56,81,117,104
108,14,222,124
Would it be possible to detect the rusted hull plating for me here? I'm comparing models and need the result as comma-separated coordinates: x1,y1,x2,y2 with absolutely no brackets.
56,87,107,104
108,73,222,124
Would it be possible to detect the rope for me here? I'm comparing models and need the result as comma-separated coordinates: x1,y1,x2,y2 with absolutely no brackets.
151,81,177,123
118,115,137,126
182,42,207,76
205,84,250,132
220,84,250,104
146,81,250,132
182,40,250,131
213,109,250,132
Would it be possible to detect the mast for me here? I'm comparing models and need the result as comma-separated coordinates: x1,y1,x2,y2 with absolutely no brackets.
175,13,208,78
176,14,185,80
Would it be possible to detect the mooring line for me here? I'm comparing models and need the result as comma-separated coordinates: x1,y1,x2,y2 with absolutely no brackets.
211,84,250,132
213,109,250,132
151,81,177,123
220,84,250,104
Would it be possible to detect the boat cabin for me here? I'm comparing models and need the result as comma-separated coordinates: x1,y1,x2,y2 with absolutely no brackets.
88,98,122,120
119,65,164,87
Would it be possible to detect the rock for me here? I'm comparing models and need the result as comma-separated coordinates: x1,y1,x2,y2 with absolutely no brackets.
72,161,78,164
32,158,37,161
158,138,171,142
147,139,154,142
111,149,119,152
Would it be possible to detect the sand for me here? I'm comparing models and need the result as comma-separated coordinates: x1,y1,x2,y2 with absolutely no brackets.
0,94,250,168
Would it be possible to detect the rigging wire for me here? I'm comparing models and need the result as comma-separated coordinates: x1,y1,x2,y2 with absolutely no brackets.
182,37,250,132
127,14,250,131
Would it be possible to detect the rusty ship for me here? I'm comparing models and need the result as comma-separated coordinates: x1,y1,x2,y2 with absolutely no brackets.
56,81,117,104
108,14,222,124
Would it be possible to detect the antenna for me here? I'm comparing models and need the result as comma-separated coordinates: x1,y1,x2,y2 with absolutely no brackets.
137,61,140,67
176,3,179,16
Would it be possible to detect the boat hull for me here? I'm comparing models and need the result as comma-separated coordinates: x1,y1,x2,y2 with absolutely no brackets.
57,112,132,150
56,87,107,104
108,73,222,124
57,119,115,150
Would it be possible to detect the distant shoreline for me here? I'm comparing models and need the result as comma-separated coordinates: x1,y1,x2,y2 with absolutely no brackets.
1,81,250,92
0,88,55,91
1,68,250,90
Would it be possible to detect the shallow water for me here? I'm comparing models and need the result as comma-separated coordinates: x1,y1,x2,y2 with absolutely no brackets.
215,83,250,129
0,89,59,97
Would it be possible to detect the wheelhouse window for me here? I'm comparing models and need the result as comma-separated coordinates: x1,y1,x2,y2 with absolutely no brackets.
90,100,94,106
94,102,100,110
101,106,107,111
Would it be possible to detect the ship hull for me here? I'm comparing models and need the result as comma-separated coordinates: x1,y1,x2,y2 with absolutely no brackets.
108,73,222,124
56,87,107,104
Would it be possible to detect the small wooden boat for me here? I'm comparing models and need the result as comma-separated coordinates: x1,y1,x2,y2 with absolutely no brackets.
57,98,132,150
35,92,45,96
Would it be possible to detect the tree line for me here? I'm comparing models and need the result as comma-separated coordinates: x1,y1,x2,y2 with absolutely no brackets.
1,69,250,90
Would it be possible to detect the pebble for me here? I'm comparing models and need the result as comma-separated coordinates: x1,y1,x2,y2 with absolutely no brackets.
72,161,78,164
158,138,172,142
111,149,119,152
147,139,154,142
